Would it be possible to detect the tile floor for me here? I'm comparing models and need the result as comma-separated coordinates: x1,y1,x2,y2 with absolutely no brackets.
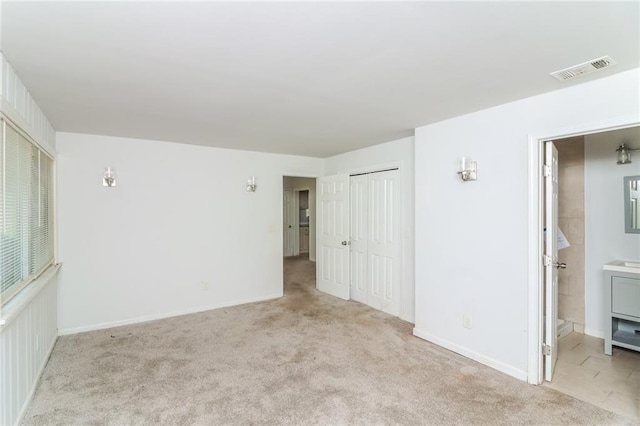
544,332,640,420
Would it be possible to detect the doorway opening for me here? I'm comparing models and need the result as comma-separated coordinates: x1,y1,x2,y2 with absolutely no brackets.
529,122,640,418
283,176,317,295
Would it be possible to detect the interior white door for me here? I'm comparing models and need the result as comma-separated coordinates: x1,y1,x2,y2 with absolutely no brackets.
283,189,295,257
544,141,559,382
350,175,368,304
367,170,400,316
317,174,350,300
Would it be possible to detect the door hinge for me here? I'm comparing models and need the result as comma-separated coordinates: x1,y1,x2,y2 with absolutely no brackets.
543,254,552,267
543,164,552,177
542,344,551,356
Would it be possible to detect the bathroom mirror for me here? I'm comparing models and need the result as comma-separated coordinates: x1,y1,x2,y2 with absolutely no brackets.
624,175,640,233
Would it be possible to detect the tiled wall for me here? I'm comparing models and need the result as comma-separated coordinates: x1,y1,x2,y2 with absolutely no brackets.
556,136,585,333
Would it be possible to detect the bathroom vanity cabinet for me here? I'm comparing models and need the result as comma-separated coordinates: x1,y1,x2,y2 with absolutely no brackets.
604,261,640,355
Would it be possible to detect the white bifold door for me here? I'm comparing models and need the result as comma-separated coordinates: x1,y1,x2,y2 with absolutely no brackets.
350,170,400,316
318,170,400,316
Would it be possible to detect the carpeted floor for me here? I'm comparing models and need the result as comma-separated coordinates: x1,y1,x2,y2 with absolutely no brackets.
22,255,633,425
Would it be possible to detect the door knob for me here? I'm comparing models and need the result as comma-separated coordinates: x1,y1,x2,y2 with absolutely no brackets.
555,262,567,269
341,241,350,246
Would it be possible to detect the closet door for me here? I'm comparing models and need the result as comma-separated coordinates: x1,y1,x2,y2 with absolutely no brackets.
367,170,400,316
350,175,368,304
317,174,350,300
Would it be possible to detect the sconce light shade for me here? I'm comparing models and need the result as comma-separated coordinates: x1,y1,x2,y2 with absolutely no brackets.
246,176,257,192
103,167,116,187
617,143,632,164
457,157,477,182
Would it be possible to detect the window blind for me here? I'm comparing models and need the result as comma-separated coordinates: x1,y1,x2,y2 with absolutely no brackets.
1,118,54,305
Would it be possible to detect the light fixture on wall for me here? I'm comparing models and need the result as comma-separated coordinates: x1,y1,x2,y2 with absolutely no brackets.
246,176,257,192
103,167,116,187
457,157,477,182
616,143,639,165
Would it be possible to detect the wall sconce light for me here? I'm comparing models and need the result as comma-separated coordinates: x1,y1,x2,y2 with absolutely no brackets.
457,157,477,182
616,143,639,165
103,167,116,187
246,176,257,192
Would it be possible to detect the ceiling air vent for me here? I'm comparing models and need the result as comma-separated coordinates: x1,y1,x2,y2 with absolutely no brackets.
550,56,616,82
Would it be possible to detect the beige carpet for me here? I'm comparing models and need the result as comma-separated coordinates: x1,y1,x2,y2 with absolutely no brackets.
22,256,632,425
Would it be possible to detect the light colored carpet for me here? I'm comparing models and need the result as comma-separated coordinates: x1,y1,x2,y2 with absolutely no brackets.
22,255,633,425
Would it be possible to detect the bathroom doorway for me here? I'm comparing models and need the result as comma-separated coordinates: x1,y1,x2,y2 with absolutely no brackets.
530,124,640,417
549,127,640,360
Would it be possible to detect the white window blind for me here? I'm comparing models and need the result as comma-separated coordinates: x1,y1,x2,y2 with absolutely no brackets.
1,118,54,305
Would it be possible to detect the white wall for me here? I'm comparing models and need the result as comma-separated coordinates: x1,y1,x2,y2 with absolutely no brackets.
324,136,415,323
283,177,317,261
584,127,640,337
56,133,323,333
414,68,640,380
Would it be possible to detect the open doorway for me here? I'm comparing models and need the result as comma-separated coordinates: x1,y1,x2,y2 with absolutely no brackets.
531,125,640,418
283,176,317,295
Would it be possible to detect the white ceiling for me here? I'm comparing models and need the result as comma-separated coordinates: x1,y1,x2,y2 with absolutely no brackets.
2,2,639,158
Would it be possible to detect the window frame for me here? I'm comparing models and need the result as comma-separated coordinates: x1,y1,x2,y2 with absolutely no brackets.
1,114,55,306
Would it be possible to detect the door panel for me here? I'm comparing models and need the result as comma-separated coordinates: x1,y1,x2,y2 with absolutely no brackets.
350,175,368,304
544,141,559,382
367,170,400,316
317,174,350,300
283,190,294,257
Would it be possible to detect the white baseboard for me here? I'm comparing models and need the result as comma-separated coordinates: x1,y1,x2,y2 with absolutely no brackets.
584,327,605,339
58,293,283,336
413,327,528,382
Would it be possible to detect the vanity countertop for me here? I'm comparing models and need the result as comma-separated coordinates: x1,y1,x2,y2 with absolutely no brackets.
603,260,640,274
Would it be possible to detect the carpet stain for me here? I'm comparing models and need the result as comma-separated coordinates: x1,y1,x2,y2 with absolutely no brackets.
20,255,637,425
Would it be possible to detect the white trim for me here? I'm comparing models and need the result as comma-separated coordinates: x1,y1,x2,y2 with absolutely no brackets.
413,327,528,381
15,329,58,426
526,114,640,386
0,263,61,328
58,293,282,335
527,136,544,385
584,328,605,339
293,189,300,256
0,113,55,160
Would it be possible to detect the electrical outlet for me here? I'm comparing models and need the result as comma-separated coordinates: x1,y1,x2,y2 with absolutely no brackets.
463,315,473,330
200,280,209,291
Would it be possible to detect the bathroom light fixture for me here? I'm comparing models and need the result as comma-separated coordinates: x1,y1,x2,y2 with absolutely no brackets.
103,167,116,187
246,176,257,192
457,157,477,182
616,143,639,165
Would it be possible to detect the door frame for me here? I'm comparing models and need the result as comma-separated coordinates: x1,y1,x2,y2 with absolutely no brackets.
292,188,311,256
526,115,639,385
292,189,300,256
281,174,319,296
283,189,296,257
